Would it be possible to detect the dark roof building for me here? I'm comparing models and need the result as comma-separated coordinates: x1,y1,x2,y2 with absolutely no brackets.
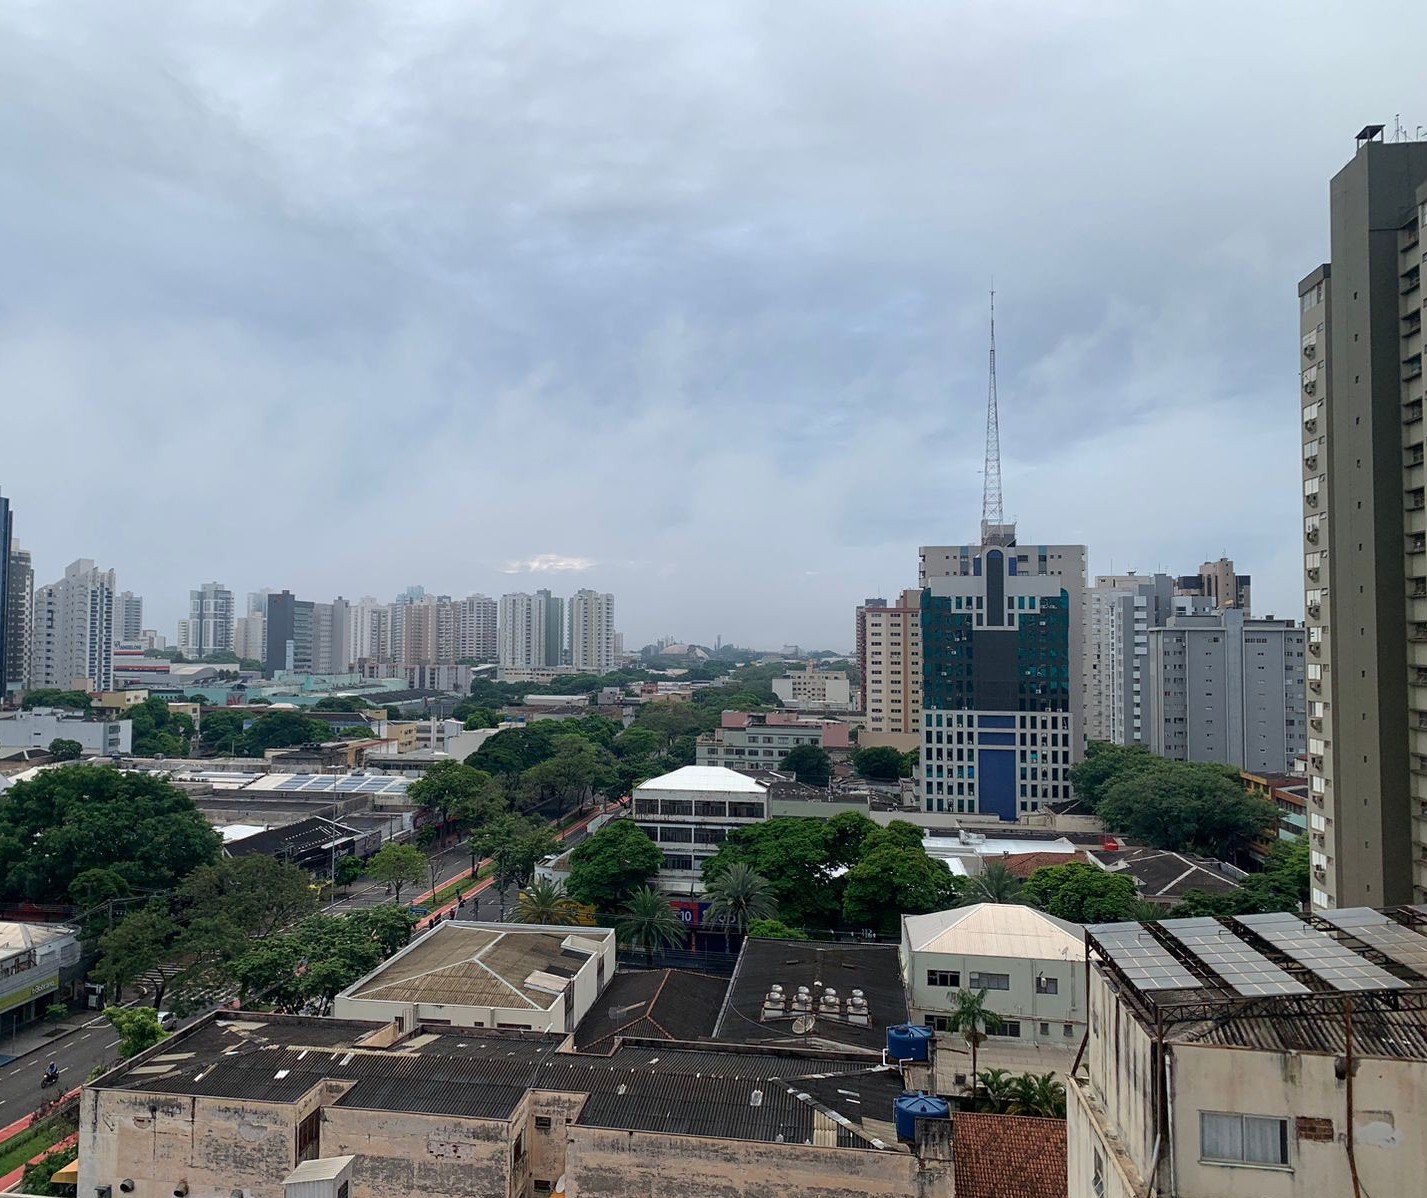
1087,845,1242,904
573,968,729,1052
223,815,374,868
714,939,908,1054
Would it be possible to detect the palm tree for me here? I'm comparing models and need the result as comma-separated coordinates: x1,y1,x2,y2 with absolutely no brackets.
974,1068,1015,1113
1007,1071,1067,1118
945,988,1002,1099
515,879,578,925
704,864,776,951
615,886,686,965
959,860,1026,906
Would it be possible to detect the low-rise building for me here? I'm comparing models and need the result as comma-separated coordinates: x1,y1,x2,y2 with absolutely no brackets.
1070,907,1427,1198
1241,768,1309,859
333,921,616,1033
1086,845,1245,907
0,708,132,755
0,921,79,1029
901,903,1086,1049
695,711,850,773
82,1011,940,1198
630,765,773,893
772,664,853,711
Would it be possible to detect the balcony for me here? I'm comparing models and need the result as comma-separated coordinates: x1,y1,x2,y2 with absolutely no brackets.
1410,401,1425,425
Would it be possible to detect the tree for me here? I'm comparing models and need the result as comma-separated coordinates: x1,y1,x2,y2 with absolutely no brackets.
313,696,374,713
746,918,808,940
409,760,501,832
779,744,831,787
350,904,417,958
21,688,91,711
615,886,685,964
825,810,878,868
520,736,610,819
632,701,711,749
461,708,499,730
566,821,663,909
198,708,246,754
974,1067,1016,1113
125,697,195,757
516,879,580,925
107,1006,169,1058
1068,741,1158,807
95,903,177,1003
843,842,959,936
46,738,83,761
230,914,384,1013
958,860,1026,906
1095,759,1276,858
1006,1071,1067,1118
19,1144,77,1196
1173,836,1309,918
944,989,1002,1097
851,745,905,781
704,863,775,950
0,766,221,905
474,814,559,894
467,723,560,776
368,843,428,904
1020,862,1143,923
176,854,318,940
240,711,334,756
703,818,840,927
612,726,662,760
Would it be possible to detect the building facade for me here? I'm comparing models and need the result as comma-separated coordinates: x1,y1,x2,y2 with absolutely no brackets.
455,593,498,662
771,664,852,710
1174,557,1252,614
30,558,117,691
859,589,923,734
265,591,315,675
1146,610,1306,773
498,592,549,671
695,713,832,772
187,581,235,656
115,590,144,645
918,535,1087,820
569,589,615,675
3,540,31,697
0,709,132,755
631,766,773,893
233,611,266,663
0,497,9,700
1083,573,1175,746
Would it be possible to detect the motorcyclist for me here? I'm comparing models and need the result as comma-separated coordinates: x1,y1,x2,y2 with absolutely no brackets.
43,1061,58,1084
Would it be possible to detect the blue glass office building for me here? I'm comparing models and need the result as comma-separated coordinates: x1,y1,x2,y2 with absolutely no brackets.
919,535,1086,821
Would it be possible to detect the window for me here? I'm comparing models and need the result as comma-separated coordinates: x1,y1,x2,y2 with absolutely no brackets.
534,1116,553,1131
969,972,1010,991
295,1109,321,1163
1092,1149,1106,1198
1064,1023,1075,1037
513,1131,526,1163
926,969,960,988
534,1182,552,1194
924,1014,954,1032
996,1020,1022,1038
1036,975,1059,995
1200,1112,1290,1167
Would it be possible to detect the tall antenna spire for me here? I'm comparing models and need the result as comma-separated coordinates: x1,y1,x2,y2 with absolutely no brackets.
980,287,1007,545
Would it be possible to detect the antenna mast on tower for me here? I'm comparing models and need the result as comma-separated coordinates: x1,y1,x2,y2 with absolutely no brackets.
980,289,1011,545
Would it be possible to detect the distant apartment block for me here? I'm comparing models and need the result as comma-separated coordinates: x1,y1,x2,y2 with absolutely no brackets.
1146,610,1306,773
3,535,31,697
771,663,851,710
455,593,498,662
264,590,313,675
569,589,616,675
498,592,549,671
1083,573,1176,746
30,558,117,691
1174,556,1252,614
858,589,922,734
232,611,266,663
695,711,847,773
115,590,144,645
0,709,132,755
186,581,235,656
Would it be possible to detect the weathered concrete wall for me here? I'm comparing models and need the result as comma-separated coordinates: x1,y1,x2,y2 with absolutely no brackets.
321,1105,513,1198
564,1125,934,1198
79,1088,298,1198
526,1089,590,1192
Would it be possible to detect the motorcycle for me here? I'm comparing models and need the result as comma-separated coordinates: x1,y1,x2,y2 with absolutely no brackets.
40,1070,59,1090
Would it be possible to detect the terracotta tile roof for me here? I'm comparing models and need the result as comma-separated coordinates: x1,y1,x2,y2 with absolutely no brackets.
1000,850,1091,879
952,1112,1067,1198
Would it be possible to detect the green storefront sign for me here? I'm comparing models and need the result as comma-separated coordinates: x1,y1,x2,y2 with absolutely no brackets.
0,974,58,1015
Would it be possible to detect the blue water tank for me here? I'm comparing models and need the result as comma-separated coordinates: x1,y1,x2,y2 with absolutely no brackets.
886,1023,935,1062
895,1092,951,1141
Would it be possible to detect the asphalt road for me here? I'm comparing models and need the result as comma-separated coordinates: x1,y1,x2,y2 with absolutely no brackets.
0,1014,122,1117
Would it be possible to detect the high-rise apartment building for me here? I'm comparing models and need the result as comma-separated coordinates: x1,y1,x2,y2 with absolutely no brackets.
569,589,616,675
499,592,548,671
1173,557,1252,615
0,497,10,697
538,589,567,667
919,536,1087,819
858,589,922,733
115,591,144,645
1146,610,1306,773
1299,128,1427,909
1083,573,1176,746
30,559,117,691
265,590,314,675
312,599,350,674
232,612,266,664
187,582,235,656
455,594,498,663
4,540,33,696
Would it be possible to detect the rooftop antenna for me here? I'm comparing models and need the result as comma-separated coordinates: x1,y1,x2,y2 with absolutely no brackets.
980,287,1011,546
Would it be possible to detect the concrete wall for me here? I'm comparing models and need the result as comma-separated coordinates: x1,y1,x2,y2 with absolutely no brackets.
904,946,1085,1047
322,1104,514,1198
564,1125,938,1198
1067,1076,1145,1198
1081,968,1158,1177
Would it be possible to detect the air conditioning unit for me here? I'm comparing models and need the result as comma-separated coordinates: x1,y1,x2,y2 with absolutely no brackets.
1306,528,1319,544
1304,342,1316,358
1304,377,1317,394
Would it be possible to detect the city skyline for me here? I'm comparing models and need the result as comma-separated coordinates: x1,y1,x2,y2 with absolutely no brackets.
1,6,1421,649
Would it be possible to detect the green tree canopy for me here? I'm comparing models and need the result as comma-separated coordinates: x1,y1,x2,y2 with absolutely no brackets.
704,863,776,943
1172,836,1309,918
107,1006,169,1058
198,708,246,754
746,918,808,940
240,711,334,756
368,842,428,904
703,818,841,927
46,738,84,761
1095,758,1275,858
957,860,1026,906
566,820,663,909
615,886,685,964
851,745,905,781
778,744,832,787
408,760,502,828
1020,862,1143,923
230,913,385,1013
125,696,196,756
516,879,580,925
474,814,560,892
0,766,221,904
825,810,879,869
632,701,713,748
21,688,91,711
519,735,615,818
312,696,375,712
842,840,958,936
95,901,178,1004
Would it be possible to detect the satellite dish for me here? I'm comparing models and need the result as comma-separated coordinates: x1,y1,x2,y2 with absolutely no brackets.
607,1003,645,1021
792,1015,815,1035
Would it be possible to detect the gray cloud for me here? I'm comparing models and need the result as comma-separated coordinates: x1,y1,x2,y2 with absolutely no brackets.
0,1,1417,648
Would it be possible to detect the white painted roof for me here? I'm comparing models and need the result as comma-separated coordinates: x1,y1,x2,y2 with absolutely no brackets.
923,835,1078,859
635,765,766,793
902,903,1083,962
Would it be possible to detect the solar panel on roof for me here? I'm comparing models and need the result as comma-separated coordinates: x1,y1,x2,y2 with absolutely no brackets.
1090,922,1203,991
1236,912,1408,992
1159,917,1310,998
1318,908,1427,977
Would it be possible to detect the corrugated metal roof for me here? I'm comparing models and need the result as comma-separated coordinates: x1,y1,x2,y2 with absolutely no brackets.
903,903,1082,960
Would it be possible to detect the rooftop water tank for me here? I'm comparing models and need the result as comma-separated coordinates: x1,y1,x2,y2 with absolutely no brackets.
887,1023,935,1062
894,1092,950,1141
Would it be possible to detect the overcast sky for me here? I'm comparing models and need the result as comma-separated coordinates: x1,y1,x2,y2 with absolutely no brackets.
1,2,1421,650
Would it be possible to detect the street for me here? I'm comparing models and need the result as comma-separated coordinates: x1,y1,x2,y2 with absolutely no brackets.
0,1014,121,1117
